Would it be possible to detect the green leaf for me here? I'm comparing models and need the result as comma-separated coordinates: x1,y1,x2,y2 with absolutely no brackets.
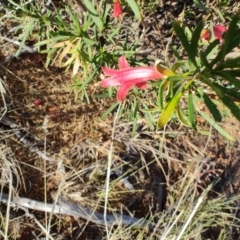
219,15,239,62
195,91,222,122
222,87,240,101
197,109,235,141
157,90,183,128
216,56,240,70
7,0,20,7
208,16,240,68
204,39,219,58
171,61,186,72
193,0,209,11
212,70,240,89
167,75,191,82
173,22,198,69
16,19,35,56
229,35,240,53
204,95,222,122
200,75,225,98
220,95,240,121
224,70,240,78
141,102,155,130
125,0,142,21
131,98,139,137
82,0,104,31
101,102,119,120
200,51,212,70
202,76,240,121
191,21,204,59
176,105,192,127
157,79,168,109
188,92,196,127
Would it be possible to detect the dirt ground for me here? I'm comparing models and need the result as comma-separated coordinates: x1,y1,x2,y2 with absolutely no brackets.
0,52,240,239
1,0,240,239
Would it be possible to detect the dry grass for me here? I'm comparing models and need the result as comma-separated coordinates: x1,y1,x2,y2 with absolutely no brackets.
0,0,240,239
0,56,240,239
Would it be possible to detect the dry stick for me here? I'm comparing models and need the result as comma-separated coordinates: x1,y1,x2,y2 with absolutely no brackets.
0,192,154,228
0,116,154,228
0,37,38,65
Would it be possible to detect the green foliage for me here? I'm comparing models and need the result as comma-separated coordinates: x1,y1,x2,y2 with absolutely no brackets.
3,0,240,140
125,0,142,21
156,16,240,139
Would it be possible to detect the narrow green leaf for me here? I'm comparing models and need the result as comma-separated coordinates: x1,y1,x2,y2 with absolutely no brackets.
200,75,225,98
173,22,198,69
220,95,240,121
229,35,240,53
101,102,119,120
82,0,104,31
207,40,222,68
185,26,192,40
204,95,222,122
157,90,183,128
16,20,35,56
200,51,212,70
213,70,240,89
191,21,204,58
131,98,139,137
195,92,222,122
157,79,168,109
224,70,240,78
171,61,186,72
202,73,240,121
222,87,240,101
141,102,155,130
204,39,219,58
197,109,235,141
193,0,209,11
188,92,196,127
216,56,240,70
219,15,239,62
7,0,20,7
176,105,192,127
167,75,191,82
208,17,240,68
125,0,142,21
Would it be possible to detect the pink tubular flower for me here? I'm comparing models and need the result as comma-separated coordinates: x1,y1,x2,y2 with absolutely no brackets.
201,24,227,42
112,0,123,18
101,56,166,101
213,24,226,42
201,29,211,41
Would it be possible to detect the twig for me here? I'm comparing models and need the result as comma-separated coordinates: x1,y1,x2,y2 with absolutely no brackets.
0,37,38,65
0,192,155,229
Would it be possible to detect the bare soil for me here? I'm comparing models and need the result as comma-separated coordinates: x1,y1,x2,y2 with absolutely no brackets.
1,1,240,239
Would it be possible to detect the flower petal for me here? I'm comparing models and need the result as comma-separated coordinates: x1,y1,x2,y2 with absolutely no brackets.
213,24,226,42
118,55,130,69
102,67,122,76
201,29,211,41
112,0,122,18
117,84,133,101
101,67,165,87
136,82,148,89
